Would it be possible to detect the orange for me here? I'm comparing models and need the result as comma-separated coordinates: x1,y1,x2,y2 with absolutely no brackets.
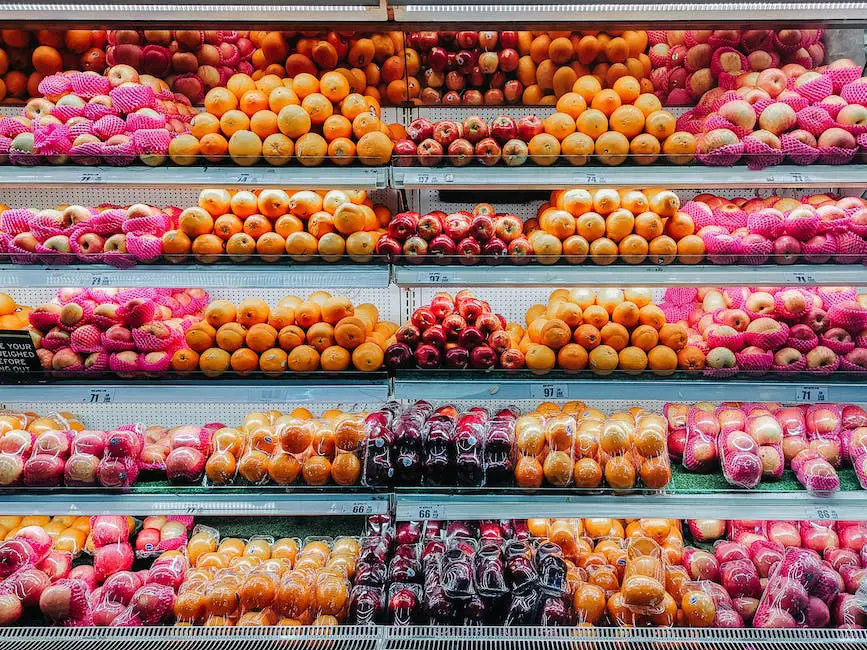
167,134,200,166
573,74,602,102
295,133,328,167
676,235,705,264
630,134,661,165
262,134,294,166
351,341,384,372
199,347,231,377
258,347,288,376
292,73,320,99
556,92,587,119
633,211,663,240
227,73,256,99
239,89,268,116
558,343,589,371
219,109,250,137
644,110,675,140
190,113,220,139
590,88,621,116
638,305,666,330
542,112,576,140
269,86,299,113
301,92,333,125
576,109,608,139
228,130,262,166
595,131,629,166
250,110,278,138
528,133,561,166
605,208,634,242
648,235,677,264
619,346,648,374
647,345,678,375
277,105,311,139
609,105,645,138
634,93,663,117
600,322,629,351
588,344,618,375
662,131,697,165
357,131,393,165
198,133,228,163
612,75,641,103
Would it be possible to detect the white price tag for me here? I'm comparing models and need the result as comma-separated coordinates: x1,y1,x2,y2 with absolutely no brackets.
414,504,444,520
424,271,451,284
530,383,569,400
806,505,839,520
258,387,289,402
581,173,607,184
231,171,262,184
788,272,817,284
79,171,103,183
795,385,829,402
89,273,112,287
85,388,115,404
335,501,377,515
414,172,440,185
788,171,813,184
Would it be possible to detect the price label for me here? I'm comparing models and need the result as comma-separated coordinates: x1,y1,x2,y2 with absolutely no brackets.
795,385,829,402
788,171,813,184
86,388,115,404
89,273,112,287
530,383,569,400
414,504,444,520
582,173,606,184
79,171,103,183
334,501,378,515
425,271,451,284
443,173,455,184
806,506,839,521
231,172,262,184
788,272,817,284
414,172,440,185
258,387,289,402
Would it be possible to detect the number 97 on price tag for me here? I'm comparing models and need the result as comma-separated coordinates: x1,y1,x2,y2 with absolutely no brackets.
530,383,568,400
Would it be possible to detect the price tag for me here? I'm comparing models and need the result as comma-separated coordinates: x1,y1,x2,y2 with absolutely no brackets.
530,383,569,400
89,273,112,287
334,501,377,515
258,387,289,402
806,505,839,521
414,172,440,185
788,171,813,184
414,504,444,520
788,272,817,284
795,385,829,402
231,171,261,184
443,173,455,184
0,330,39,378
79,171,103,183
86,388,116,404
582,173,606,184
424,271,451,284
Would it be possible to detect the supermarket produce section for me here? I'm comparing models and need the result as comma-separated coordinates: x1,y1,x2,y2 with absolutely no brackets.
0,13,867,648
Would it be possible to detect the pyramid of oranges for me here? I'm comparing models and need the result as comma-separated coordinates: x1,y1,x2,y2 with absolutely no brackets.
0,293,31,331
527,188,702,265
177,72,396,167
549,74,695,166
516,288,689,375
162,188,390,264
171,292,397,377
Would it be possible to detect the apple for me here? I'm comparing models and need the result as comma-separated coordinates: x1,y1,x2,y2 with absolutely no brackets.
457,237,482,265
416,214,443,242
428,234,457,259
837,104,867,126
494,214,523,242
718,99,757,131
416,138,444,167
444,213,471,241
508,237,533,264
516,115,543,142
433,120,462,148
756,68,787,97
818,127,857,149
414,344,442,369
475,138,502,166
758,102,797,135
489,115,518,144
461,116,489,144
447,138,474,166
806,345,838,370
470,215,495,242
407,119,435,144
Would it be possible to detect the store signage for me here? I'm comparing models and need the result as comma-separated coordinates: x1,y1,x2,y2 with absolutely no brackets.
0,330,39,378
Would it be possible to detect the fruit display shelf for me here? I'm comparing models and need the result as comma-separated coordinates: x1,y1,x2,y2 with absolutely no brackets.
0,264,392,290
390,372,865,403
0,166,390,191
0,486,390,516
0,0,388,23
0,624,865,650
0,377,390,405
392,264,867,288
389,0,867,24
391,164,867,190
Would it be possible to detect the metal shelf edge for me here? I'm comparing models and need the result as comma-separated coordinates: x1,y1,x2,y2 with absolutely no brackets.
0,264,391,289
393,264,867,287
391,377,865,403
394,491,862,521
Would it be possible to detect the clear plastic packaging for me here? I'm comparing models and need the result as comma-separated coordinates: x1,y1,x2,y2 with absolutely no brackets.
792,448,841,495
600,415,636,491
806,404,843,468
683,407,720,472
542,415,574,488
776,406,809,463
387,582,421,626
514,414,545,489
633,413,672,490
621,537,666,615
484,414,516,487
718,429,762,489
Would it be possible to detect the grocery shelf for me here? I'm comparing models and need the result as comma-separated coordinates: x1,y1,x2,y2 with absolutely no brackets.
0,0,387,22
0,264,391,289
0,166,389,190
0,489,390,517
393,263,867,287
392,373,865,403
1,626,865,650
395,489,857,522
0,378,390,405
391,165,865,190
391,0,867,25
